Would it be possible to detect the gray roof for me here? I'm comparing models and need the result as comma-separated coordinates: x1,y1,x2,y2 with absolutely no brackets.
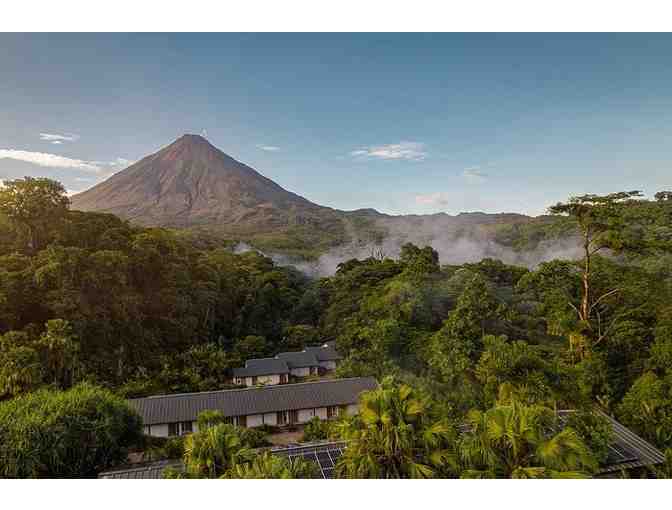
557,410,665,475
129,377,378,425
304,344,342,362
232,358,289,377
276,351,320,368
98,460,182,479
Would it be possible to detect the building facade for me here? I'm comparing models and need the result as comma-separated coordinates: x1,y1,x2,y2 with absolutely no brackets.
130,377,376,438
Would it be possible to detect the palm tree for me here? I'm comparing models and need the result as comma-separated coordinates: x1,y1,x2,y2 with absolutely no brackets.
183,423,253,478
334,376,457,478
225,451,319,479
459,389,597,478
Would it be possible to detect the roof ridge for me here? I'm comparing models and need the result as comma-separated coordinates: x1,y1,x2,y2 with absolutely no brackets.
132,377,376,401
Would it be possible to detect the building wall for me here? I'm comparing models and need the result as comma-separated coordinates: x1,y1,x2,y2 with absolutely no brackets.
147,423,170,437
298,408,316,423
235,374,284,387
144,404,361,437
247,414,264,428
319,361,337,371
290,367,311,377
262,412,278,426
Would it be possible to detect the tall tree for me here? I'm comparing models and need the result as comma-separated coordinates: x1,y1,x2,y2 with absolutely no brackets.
0,177,70,252
549,191,643,355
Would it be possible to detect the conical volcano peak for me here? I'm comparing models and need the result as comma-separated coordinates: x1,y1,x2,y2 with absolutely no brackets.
174,133,211,145
159,133,225,164
70,134,325,229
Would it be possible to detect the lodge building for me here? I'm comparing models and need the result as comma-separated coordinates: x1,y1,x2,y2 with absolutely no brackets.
129,377,376,437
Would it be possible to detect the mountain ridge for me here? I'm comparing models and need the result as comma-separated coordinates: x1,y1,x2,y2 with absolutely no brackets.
71,134,550,258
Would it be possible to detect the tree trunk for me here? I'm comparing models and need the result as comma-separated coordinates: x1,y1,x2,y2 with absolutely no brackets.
580,233,591,324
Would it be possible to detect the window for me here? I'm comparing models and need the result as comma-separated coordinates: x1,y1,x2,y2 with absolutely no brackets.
168,422,179,437
289,410,299,424
237,415,247,428
181,421,193,434
327,406,339,419
277,411,288,425
252,376,258,386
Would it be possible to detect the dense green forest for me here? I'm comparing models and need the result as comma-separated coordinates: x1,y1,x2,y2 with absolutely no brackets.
1,177,672,478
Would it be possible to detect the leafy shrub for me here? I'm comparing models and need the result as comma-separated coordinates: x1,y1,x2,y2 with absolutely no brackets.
239,427,271,448
0,383,143,478
565,411,614,465
302,417,331,442
163,436,186,459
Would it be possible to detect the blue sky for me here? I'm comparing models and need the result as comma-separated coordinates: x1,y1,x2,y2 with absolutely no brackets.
1,33,671,216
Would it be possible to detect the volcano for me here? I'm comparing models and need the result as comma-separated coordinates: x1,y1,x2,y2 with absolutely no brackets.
71,134,337,231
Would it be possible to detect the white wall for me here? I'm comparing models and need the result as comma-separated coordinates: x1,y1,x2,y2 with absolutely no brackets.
298,408,316,423
290,367,311,377
315,407,328,420
236,374,284,387
262,413,277,426
148,423,169,437
247,414,264,428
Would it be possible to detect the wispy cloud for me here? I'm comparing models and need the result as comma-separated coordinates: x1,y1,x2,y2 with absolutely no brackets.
462,167,489,183
0,149,102,173
415,192,449,206
39,132,80,144
351,141,427,161
256,144,280,152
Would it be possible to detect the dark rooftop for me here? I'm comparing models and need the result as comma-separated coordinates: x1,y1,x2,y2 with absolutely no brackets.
276,350,320,368
232,358,289,377
304,344,342,362
129,377,378,425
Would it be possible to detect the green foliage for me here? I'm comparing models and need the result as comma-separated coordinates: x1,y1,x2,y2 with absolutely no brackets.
0,383,142,477
475,335,556,406
224,451,319,479
617,372,672,448
302,416,332,442
334,377,458,478
0,176,70,252
183,423,254,478
238,426,271,448
197,409,228,430
459,393,597,478
565,411,614,465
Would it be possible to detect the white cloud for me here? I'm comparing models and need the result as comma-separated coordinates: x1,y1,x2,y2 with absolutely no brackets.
350,141,427,161
462,167,489,183
0,149,102,173
256,144,280,152
39,132,80,144
415,192,449,206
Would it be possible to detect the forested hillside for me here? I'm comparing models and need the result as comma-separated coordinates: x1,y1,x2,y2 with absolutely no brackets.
2,177,672,477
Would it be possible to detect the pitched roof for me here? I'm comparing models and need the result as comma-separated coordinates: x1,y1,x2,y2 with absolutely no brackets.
304,344,342,362
98,460,182,479
232,358,289,377
557,410,665,475
129,377,378,425
276,350,320,368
